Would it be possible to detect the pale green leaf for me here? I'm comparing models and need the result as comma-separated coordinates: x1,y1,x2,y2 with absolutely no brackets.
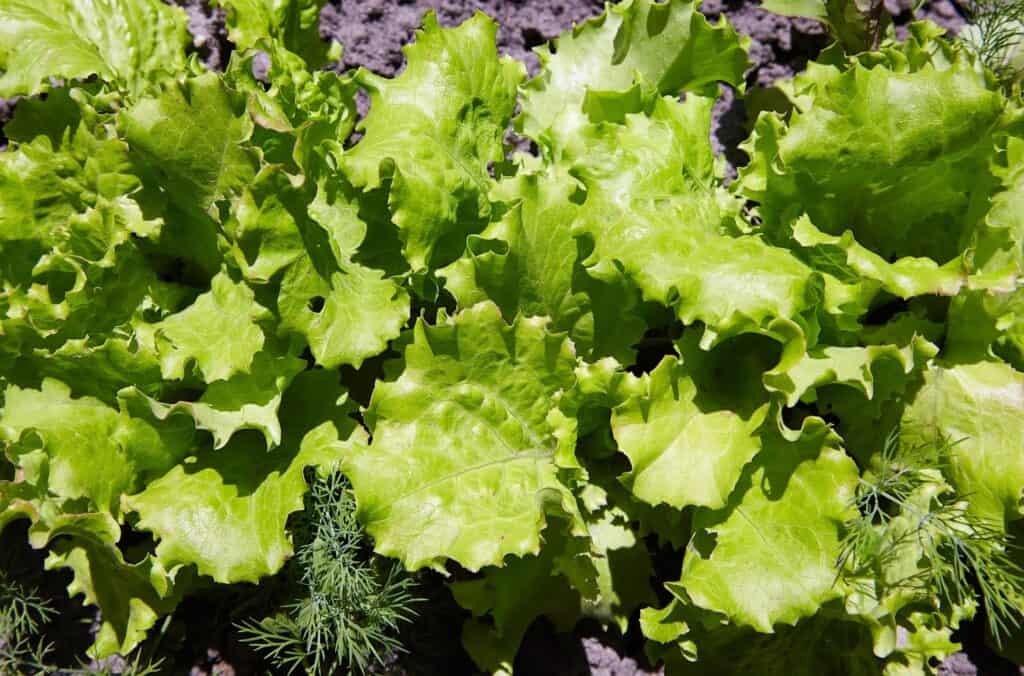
440,167,645,362
0,0,190,97
121,72,259,214
571,96,821,348
213,0,333,68
764,335,938,409
901,361,1024,528
277,257,409,369
677,422,858,631
0,379,191,515
611,357,767,510
122,372,355,584
120,350,305,449
153,271,271,383
519,0,749,156
29,337,164,406
35,512,187,658
344,302,581,572
340,13,524,269
738,59,1005,265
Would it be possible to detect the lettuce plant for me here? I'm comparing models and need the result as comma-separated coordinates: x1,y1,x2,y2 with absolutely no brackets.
1,0,1023,673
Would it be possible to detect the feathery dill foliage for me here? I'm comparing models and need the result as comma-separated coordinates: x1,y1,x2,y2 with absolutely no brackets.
84,655,164,676
837,430,1024,644
964,0,1024,83
238,471,418,675
0,571,164,676
0,571,55,674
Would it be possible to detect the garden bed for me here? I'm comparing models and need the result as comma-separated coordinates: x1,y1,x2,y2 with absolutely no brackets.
2,1,1023,674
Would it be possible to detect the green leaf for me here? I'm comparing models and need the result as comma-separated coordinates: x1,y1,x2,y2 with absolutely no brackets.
738,58,1006,265
0,123,139,249
451,522,588,676
0,379,192,515
441,169,583,336
760,0,888,54
763,334,938,410
122,425,339,583
0,480,42,531
212,0,333,69
121,72,259,215
221,167,309,283
153,270,271,383
2,85,86,146
440,167,645,362
789,215,972,299
519,0,749,156
675,331,784,418
122,371,354,584
120,349,306,449
901,361,1024,528
576,482,658,631
277,257,410,369
946,288,1024,369
340,12,524,269
226,42,357,172
965,136,1024,286
571,96,821,348
34,512,188,658
0,0,190,97
305,176,371,264
453,487,656,675
611,357,767,510
27,337,164,406
0,115,165,345
642,599,885,676
945,139,1024,366
344,302,581,572
676,421,858,631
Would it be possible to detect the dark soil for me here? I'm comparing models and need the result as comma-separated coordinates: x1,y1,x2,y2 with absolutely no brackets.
177,0,231,71
3,1,1022,675
179,0,968,173
321,0,605,76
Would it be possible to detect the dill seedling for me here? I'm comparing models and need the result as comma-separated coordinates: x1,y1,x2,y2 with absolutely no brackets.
837,430,1024,645
0,571,56,675
238,471,418,675
0,570,165,676
962,0,1024,85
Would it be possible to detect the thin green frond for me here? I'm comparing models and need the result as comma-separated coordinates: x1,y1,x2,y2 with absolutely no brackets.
0,572,57,675
237,614,309,675
963,0,1024,84
837,431,1024,645
237,471,419,674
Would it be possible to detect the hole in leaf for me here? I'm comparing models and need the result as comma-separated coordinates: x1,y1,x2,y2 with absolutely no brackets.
629,323,683,376
44,269,78,303
691,529,718,559
308,296,326,313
